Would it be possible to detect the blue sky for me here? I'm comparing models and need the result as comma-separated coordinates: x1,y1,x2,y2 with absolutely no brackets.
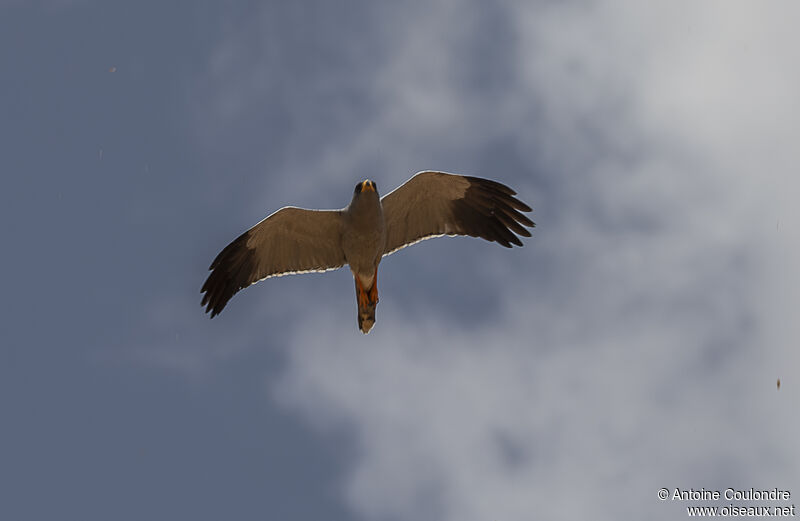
2,1,799,520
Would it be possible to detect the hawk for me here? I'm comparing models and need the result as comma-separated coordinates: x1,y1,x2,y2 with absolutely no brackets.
201,171,534,333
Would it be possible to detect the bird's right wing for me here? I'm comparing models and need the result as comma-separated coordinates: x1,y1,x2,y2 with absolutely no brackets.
201,207,346,317
381,171,534,255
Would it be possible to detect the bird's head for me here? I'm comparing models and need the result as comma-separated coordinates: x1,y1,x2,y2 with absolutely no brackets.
348,179,381,214
354,179,378,196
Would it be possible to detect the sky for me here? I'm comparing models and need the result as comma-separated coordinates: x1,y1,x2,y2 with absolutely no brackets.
1,1,799,520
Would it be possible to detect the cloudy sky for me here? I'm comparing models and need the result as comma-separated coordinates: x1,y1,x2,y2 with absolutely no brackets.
2,1,799,520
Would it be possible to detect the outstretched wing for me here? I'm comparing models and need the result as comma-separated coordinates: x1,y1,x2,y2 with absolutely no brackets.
201,207,346,317
381,171,534,255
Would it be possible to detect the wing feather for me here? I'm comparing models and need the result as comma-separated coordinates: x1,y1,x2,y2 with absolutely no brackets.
201,207,346,317
381,171,535,255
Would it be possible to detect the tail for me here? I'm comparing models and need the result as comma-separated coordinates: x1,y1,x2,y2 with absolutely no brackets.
354,278,378,334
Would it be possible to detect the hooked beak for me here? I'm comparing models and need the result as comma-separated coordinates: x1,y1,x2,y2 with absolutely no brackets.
361,180,375,192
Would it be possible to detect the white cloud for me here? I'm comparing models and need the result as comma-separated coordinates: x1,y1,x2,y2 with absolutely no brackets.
268,1,800,520
154,0,800,518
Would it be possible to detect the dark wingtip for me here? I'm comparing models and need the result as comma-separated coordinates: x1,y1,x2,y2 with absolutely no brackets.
454,176,535,248
514,200,533,213
200,230,256,318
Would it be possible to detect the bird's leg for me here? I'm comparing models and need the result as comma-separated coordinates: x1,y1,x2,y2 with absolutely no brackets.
354,276,370,309
354,275,377,334
367,267,379,305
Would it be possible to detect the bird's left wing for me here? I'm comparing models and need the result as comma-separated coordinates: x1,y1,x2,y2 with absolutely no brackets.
381,171,534,255
201,207,346,317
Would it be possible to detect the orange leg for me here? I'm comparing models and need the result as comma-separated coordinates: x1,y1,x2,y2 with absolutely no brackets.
367,267,379,305
354,276,370,309
353,267,379,334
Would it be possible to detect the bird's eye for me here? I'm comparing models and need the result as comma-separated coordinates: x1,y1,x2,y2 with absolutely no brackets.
371,181,377,192
355,182,362,193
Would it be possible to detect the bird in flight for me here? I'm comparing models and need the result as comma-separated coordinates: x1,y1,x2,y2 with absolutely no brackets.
201,171,534,333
